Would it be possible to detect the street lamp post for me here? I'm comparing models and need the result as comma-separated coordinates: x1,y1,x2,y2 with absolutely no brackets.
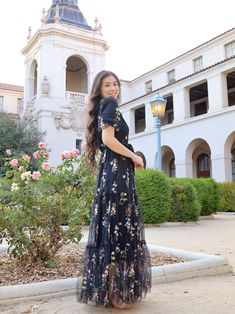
150,93,167,170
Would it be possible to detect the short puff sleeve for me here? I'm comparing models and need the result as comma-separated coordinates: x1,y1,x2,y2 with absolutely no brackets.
99,97,121,130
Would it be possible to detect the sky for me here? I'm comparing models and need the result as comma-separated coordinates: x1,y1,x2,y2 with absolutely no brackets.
0,0,235,85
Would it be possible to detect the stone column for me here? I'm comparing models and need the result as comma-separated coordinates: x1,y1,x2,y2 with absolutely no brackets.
175,159,193,178
208,73,228,112
173,87,190,123
122,110,135,135
145,101,155,131
211,154,231,182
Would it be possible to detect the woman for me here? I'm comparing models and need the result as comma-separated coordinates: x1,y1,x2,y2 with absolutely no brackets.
78,70,151,310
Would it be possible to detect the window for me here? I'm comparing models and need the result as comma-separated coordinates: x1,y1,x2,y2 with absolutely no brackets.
17,98,23,113
134,106,145,133
225,41,235,58
167,69,175,84
232,149,235,181
167,111,174,124
0,96,3,111
145,80,152,93
189,82,208,117
197,154,210,178
76,139,82,154
193,56,203,72
161,95,174,126
194,102,207,116
227,71,235,106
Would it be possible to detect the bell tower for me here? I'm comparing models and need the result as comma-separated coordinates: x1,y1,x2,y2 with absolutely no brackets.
22,0,108,165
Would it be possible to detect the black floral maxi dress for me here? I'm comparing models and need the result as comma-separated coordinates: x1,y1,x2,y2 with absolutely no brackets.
78,97,151,306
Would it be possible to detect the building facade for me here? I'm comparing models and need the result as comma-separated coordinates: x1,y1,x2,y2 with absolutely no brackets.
0,83,23,118
21,0,108,165
120,29,235,182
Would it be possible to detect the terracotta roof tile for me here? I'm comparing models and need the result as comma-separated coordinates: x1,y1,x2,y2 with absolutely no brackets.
121,55,235,106
0,83,24,93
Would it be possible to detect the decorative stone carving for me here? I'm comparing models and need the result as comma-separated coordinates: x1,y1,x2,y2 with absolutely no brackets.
41,8,47,24
98,23,103,35
94,17,102,35
52,103,86,136
41,75,50,96
54,5,61,24
94,17,99,32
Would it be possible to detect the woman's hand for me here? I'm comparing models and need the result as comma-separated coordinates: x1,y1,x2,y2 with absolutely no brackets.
132,154,144,170
81,142,88,152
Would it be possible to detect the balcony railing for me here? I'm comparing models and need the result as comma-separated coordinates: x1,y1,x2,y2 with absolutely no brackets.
66,91,88,104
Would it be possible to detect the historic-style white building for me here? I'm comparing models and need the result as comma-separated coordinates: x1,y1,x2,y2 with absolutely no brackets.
120,29,235,183
1,0,235,182
0,83,23,117
21,0,108,165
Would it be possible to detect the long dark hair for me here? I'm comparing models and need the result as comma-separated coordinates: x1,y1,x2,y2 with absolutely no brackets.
85,70,121,167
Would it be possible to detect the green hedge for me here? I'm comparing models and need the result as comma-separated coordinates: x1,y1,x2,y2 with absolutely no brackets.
181,178,220,215
135,169,171,224
168,179,201,222
219,182,235,212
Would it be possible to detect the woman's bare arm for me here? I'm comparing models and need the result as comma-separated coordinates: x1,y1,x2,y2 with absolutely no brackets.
102,125,143,168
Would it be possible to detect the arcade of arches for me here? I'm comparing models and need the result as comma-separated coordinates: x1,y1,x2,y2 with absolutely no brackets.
29,55,88,100
138,134,235,181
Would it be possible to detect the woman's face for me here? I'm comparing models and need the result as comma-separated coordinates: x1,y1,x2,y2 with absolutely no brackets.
100,75,120,99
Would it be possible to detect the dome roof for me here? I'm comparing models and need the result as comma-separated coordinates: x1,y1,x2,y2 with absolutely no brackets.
47,0,92,30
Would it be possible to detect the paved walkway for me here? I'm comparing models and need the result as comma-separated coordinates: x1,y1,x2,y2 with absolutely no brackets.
1,213,235,314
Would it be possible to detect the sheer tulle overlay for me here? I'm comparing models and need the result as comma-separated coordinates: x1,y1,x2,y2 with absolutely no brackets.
77,98,151,306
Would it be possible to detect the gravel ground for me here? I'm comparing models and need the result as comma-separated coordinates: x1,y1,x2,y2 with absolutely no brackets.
0,244,184,286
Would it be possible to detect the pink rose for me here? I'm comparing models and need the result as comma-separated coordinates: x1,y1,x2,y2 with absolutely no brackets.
33,151,39,159
42,152,50,159
60,151,70,159
60,149,80,159
10,159,18,167
6,149,11,156
32,171,41,181
38,142,46,149
42,162,51,171
70,149,80,157
23,154,31,163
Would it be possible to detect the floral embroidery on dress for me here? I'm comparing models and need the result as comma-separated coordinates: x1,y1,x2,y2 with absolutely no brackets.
111,181,117,193
110,159,118,173
97,98,122,132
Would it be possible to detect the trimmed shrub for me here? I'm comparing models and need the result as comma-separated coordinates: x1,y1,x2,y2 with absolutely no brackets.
135,169,171,224
168,179,201,222
219,182,235,212
182,178,220,215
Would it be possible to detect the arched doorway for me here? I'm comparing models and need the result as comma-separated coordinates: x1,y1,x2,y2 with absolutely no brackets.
197,153,210,178
162,146,175,177
185,138,211,178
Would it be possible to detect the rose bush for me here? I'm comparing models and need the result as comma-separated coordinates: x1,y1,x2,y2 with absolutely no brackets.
0,143,96,265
